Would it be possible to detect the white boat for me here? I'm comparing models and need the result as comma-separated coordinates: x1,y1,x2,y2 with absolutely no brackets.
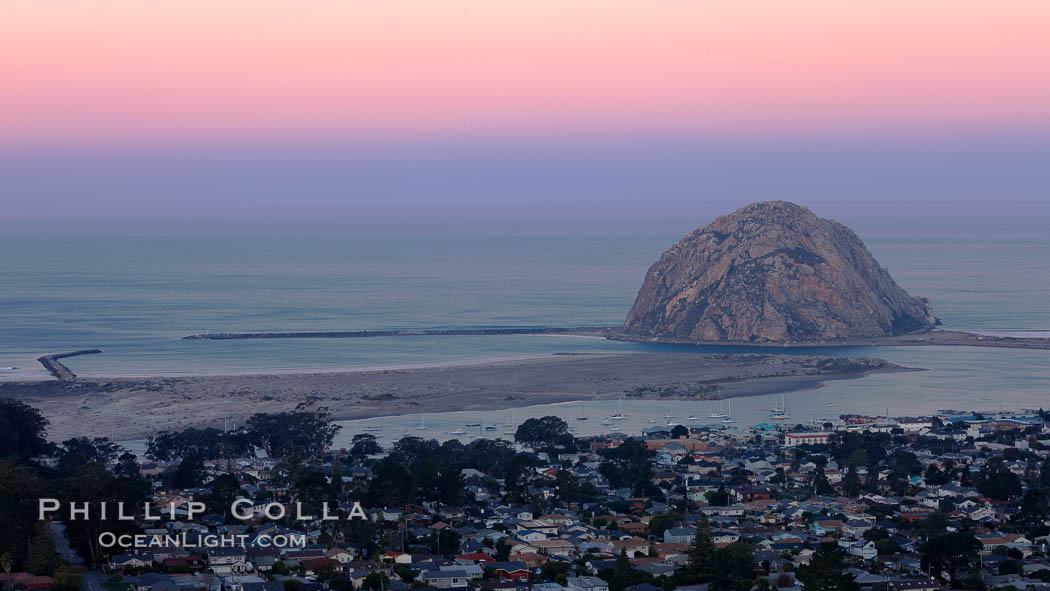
601,417,613,425
722,400,737,424
770,395,790,420
416,416,428,430
709,392,728,419
450,427,466,435
686,402,701,421
609,425,621,431
363,419,381,432
663,403,675,419
609,395,627,420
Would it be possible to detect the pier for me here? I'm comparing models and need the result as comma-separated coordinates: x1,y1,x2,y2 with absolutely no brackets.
36,349,102,380
182,326,616,340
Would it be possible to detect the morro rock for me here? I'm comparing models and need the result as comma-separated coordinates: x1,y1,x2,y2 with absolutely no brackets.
623,201,935,342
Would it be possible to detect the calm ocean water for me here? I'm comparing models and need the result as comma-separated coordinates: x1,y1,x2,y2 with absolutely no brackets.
2,228,1049,424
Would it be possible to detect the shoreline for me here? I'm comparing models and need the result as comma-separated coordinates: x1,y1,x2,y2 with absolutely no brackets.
2,352,909,441
607,329,1050,350
176,327,1050,350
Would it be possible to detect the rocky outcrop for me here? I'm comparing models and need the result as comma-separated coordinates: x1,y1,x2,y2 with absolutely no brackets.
623,201,935,342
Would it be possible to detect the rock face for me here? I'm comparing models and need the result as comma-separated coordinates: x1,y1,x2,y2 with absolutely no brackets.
624,201,935,342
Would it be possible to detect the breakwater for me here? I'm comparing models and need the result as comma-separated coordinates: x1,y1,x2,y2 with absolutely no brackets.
183,326,616,340
37,349,102,380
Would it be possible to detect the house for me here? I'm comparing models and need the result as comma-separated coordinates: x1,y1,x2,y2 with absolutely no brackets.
891,580,940,591
566,576,610,591
843,539,877,560
111,553,154,571
488,562,531,582
207,548,248,575
421,569,470,589
784,432,833,447
812,520,843,536
663,527,695,544
0,574,56,591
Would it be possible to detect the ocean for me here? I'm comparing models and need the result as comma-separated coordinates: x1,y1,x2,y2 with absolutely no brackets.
2,227,1049,430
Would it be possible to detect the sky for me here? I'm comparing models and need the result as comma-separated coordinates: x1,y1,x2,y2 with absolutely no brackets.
2,1,1049,233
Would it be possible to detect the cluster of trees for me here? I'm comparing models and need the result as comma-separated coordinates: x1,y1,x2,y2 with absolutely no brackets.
147,403,340,462
0,399,149,572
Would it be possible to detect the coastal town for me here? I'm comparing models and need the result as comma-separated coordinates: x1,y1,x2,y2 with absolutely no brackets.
5,398,1050,591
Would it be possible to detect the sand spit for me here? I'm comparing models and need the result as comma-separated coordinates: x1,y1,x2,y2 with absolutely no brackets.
1,353,909,441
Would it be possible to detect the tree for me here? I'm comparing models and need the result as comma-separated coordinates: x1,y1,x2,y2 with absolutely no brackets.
514,416,574,453
27,522,61,576
813,466,834,496
710,542,754,591
0,459,44,569
350,434,382,458
169,455,205,489
687,516,715,576
203,474,243,518
598,438,653,494
56,437,119,473
795,542,859,591
671,425,689,439
647,513,683,538
842,465,861,497
924,464,950,486
247,405,341,458
705,486,729,507
975,457,1022,501
0,399,50,460
920,531,981,585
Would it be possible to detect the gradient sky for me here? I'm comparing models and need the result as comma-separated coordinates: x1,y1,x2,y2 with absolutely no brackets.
2,1,1049,231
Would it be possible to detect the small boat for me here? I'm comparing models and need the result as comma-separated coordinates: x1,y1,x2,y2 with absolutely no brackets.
610,396,627,420
465,422,481,427
722,400,737,424
601,417,613,425
416,416,428,430
770,395,790,420
609,425,621,431
485,425,497,431
576,401,588,421
709,393,728,419
979,394,991,401
686,403,701,421
450,427,466,435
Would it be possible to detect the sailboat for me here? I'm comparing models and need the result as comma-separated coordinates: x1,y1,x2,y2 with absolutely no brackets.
721,400,737,424
709,390,728,419
416,416,428,430
610,396,626,420
601,417,613,425
364,419,381,432
450,427,466,435
577,402,588,421
663,405,676,419
686,402,701,421
770,395,790,420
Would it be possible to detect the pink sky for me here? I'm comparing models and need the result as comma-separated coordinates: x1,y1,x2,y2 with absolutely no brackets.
3,1,1049,145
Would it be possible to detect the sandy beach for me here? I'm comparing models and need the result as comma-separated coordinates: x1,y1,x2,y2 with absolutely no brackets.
1,352,908,441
